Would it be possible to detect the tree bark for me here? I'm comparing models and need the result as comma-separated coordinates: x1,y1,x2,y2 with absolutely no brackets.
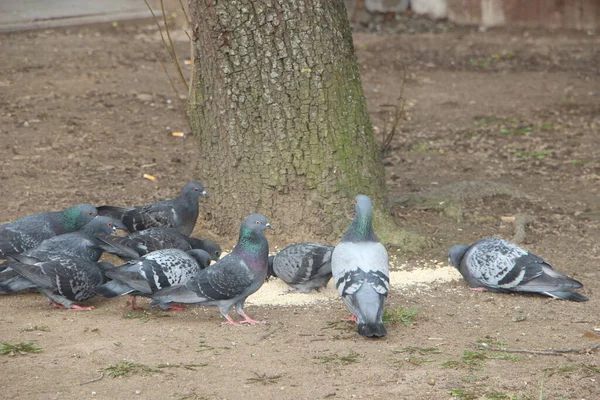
188,0,386,241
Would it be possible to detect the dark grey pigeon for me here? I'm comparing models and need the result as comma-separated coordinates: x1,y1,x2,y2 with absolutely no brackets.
0,204,98,260
100,227,221,261
448,237,588,302
332,195,390,338
267,242,334,293
0,254,112,310
18,216,138,262
95,248,212,310
97,182,208,235
150,214,273,325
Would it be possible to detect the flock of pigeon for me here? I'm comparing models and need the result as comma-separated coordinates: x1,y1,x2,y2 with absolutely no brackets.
0,181,588,338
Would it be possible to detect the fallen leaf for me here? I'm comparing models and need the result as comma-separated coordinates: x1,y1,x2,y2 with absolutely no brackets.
143,174,156,181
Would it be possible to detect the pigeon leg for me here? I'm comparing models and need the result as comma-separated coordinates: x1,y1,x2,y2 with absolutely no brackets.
238,311,266,325
50,300,94,311
166,304,186,311
124,295,143,311
470,287,488,292
343,315,358,323
221,314,243,326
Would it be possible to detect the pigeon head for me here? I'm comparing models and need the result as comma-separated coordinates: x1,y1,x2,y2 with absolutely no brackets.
180,181,209,199
187,249,212,269
59,204,98,231
448,245,470,268
82,216,128,235
187,237,222,261
342,195,377,243
234,214,274,259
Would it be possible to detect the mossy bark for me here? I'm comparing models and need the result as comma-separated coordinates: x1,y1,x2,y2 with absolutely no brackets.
188,0,387,241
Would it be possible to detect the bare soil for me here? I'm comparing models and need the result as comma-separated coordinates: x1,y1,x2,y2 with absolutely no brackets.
0,20,599,400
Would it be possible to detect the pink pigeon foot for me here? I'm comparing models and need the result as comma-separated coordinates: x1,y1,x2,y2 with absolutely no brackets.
238,311,266,325
50,301,94,311
166,304,186,311
343,315,358,323
470,287,488,292
221,315,243,326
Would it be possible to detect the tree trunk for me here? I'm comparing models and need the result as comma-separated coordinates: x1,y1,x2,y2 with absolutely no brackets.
188,0,386,241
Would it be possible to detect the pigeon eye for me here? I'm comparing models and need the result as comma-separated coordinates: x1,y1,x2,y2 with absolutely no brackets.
194,188,199,192
255,221,260,224
108,222,113,227
88,211,93,215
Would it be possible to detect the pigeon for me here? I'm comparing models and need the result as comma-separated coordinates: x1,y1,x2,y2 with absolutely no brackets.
267,242,334,292
97,181,208,235
150,214,273,325
18,216,138,262
332,195,390,338
100,227,221,261
448,237,588,302
95,248,212,310
0,254,113,310
0,204,98,260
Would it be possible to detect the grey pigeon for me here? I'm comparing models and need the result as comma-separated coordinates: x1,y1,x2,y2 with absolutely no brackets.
150,214,273,325
95,248,212,310
19,216,138,262
97,181,208,235
0,254,113,310
101,227,221,261
0,204,98,260
448,237,588,302
267,242,334,292
332,195,390,338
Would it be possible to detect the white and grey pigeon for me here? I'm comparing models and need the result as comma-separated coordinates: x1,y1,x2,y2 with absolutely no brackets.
150,214,273,325
0,203,98,261
267,242,334,293
97,181,208,235
332,195,390,338
18,216,138,262
0,254,113,310
448,237,588,302
95,248,212,310
101,227,221,261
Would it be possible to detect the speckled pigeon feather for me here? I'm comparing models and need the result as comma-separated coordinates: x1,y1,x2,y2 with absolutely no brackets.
101,227,221,261
448,237,588,302
97,182,208,235
0,204,98,260
95,249,211,300
0,254,110,309
19,216,137,262
268,242,334,292
332,195,389,338
150,214,273,325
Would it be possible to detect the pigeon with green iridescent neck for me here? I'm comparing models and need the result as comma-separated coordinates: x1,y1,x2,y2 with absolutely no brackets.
101,227,221,262
332,195,390,338
150,214,273,325
95,248,212,310
97,182,208,235
0,204,98,260
0,254,113,310
448,237,588,302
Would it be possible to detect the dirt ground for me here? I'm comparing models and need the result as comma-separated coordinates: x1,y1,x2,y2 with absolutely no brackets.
0,17,599,400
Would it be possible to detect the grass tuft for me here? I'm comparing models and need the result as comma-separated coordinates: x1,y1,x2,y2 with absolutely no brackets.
245,372,283,385
17,326,51,332
313,351,360,365
383,306,418,325
0,341,42,356
102,360,162,378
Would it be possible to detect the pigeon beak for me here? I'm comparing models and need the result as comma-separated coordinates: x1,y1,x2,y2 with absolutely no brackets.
265,223,275,231
202,190,209,198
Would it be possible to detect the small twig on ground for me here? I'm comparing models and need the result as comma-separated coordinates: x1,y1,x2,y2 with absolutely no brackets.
79,372,104,386
512,214,535,244
478,342,600,356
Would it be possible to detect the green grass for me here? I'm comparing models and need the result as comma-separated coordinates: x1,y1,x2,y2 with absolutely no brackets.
442,350,522,369
383,306,418,325
196,341,232,355
0,341,42,356
500,126,532,136
394,346,441,355
544,363,600,377
313,351,360,365
515,149,551,160
102,360,162,378
449,388,531,400
156,363,208,371
17,326,51,332
245,372,283,385
123,309,173,324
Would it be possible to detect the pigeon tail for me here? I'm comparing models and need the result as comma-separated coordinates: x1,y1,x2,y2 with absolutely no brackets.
544,291,588,302
357,322,387,338
95,280,134,298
